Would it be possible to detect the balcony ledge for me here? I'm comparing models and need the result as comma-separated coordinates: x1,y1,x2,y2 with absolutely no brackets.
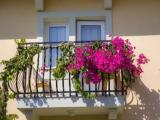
17,96,125,109
34,0,112,11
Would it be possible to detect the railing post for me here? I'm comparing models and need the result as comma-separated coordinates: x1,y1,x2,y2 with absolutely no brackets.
35,53,40,97
121,70,124,95
42,46,46,97
49,45,53,97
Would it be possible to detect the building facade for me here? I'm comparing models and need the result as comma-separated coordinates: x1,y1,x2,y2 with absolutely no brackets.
0,0,160,120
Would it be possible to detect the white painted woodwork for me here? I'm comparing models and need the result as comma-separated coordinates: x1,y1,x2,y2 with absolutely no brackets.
35,0,44,11
104,0,112,9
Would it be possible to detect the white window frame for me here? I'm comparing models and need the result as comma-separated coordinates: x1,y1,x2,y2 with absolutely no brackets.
46,24,69,69
77,21,105,41
48,24,69,42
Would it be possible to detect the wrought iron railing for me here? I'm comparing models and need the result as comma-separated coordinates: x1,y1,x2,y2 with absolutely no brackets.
8,41,129,98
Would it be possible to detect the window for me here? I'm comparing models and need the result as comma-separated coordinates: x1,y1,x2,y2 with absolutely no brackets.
77,21,105,41
48,25,69,67
49,26,67,42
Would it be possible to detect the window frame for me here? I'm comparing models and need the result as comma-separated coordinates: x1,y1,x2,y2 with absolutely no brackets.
77,21,105,41
46,24,69,68
48,24,69,42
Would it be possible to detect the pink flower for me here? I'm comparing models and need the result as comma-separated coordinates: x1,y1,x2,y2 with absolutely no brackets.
112,37,125,51
83,70,101,84
67,63,76,71
75,47,84,69
39,64,48,75
66,36,149,84
137,54,149,65
132,65,143,78
93,49,105,69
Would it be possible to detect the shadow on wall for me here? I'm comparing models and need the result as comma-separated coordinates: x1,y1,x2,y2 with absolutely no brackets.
119,80,160,120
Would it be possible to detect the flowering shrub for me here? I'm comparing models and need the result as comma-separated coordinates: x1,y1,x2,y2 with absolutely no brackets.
66,37,149,85
53,37,149,98
0,39,42,119
39,64,49,75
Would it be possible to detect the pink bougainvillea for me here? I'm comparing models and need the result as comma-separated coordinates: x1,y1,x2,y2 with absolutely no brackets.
137,54,149,65
39,64,49,75
67,37,149,84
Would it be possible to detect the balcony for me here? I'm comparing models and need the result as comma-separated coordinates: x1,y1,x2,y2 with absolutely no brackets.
8,40,131,119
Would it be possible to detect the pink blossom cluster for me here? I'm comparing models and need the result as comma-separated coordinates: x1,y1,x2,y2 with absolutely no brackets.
39,64,48,75
67,37,149,84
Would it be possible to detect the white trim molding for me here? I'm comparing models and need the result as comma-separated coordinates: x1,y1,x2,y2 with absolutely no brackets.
104,0,112,9
35,0,44,11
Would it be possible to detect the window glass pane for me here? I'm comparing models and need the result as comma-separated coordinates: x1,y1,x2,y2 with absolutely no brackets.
81,25,101,41
49,26,66,67
49,26,66,42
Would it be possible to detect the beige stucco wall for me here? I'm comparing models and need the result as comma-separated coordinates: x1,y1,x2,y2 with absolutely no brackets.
40,115,108,120
0,0,37,39
0,0,160,120
0,0,37,120
44,0,104,11
113,0,160,119
113,0,160,36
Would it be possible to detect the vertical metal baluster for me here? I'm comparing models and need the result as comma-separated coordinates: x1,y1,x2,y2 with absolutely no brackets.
68,45,71,97
35,53,40,97
89,57,92,96
42,46,46,97
69,73,71,96
22,69,26,98
25,44,28,97
102,73,104,96
22,45,27,97
89,79,91,95
115,72,117,95
28,65,33,97
82,77,84,93
129,70,132,91
82,54,85,96
129,70,132,83
95,83,97,97
121,70,124,95
127,70,132,94
56,47,59,97
75,43,81,97
62,77,65,97
15,72,19,98
49,45,52,97
76,80,78,97
108,74,110,96
61,50,65,97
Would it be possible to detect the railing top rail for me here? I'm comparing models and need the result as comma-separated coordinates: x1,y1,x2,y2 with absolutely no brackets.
23,40,112,45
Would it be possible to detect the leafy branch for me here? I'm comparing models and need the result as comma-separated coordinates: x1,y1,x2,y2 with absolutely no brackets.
52,42,95,99
0,39,43,120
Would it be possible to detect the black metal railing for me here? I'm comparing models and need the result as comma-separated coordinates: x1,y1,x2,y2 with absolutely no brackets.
8,41,130,98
